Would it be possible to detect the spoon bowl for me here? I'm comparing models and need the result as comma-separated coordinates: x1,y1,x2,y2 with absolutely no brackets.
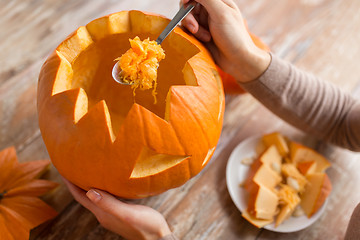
112,62,131,85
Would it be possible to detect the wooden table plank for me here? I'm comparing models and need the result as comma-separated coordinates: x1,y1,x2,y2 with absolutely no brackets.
0,0,359,239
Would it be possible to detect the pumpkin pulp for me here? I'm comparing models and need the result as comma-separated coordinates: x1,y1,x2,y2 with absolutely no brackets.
71,32,199,135
116,36,165,104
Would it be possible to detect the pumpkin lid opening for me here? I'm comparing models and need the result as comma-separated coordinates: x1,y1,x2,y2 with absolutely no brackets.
53,28,200,137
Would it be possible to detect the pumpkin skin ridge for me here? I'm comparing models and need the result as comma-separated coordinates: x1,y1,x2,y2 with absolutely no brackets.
166,89,214,176
38,11,225,198
180,55,225,148
177,29,225,123
186,58,224,124
170,88,213,150
178,61,221,127
135,103,186,155
167,84,223,173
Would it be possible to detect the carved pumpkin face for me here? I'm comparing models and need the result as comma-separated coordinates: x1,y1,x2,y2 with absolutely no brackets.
37,11,225,199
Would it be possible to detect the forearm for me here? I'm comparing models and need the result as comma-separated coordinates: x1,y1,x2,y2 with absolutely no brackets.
240,53,360,151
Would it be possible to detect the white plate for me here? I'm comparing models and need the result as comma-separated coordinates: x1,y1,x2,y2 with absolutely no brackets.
226,135,327,232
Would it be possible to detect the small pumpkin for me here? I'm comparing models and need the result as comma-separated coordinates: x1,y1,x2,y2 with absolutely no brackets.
38,11,225,199
0,147,58,240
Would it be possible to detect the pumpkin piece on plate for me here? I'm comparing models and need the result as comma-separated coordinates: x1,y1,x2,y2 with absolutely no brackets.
281,163,307,193
244,145,282,192
297,160,317,176
242,210,274,228
275,205,293,227
290,142,331,172
300,172,332,218
275,184,301,227
247,183,279,220
261,132,289,157
243,161,282,192
258,145,282,173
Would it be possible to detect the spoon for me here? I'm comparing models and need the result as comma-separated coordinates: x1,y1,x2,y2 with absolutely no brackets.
112,2,196,85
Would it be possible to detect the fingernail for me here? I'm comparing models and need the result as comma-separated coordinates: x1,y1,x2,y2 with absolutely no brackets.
86,189,102,202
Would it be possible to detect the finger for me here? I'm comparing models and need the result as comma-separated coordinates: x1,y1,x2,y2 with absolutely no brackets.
182,10,211,42
182,12,199,34
86,189,134,218
62,177,97,211
193,2,201,15
198,5,209,29
193,25,211,42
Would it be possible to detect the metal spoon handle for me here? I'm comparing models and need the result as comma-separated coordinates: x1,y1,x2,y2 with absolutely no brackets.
156,2,195,44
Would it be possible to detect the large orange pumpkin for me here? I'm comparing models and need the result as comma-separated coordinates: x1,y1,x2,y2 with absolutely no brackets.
37,11,225,198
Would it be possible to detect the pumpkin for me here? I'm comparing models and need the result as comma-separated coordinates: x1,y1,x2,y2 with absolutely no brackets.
0,147,58,240
38,10,225,199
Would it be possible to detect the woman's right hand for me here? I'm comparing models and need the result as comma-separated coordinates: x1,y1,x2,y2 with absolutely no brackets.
181,0,270,83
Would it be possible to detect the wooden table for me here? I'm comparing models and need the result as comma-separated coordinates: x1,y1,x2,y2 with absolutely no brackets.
1,0,360,239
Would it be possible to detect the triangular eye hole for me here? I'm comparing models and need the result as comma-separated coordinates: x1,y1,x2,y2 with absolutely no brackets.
130,146,190,179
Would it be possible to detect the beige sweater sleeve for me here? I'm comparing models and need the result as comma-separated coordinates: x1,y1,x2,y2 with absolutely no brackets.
240,53,360,152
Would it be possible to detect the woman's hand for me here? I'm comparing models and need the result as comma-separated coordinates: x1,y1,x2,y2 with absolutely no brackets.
62,178,172,240
181,0,270,83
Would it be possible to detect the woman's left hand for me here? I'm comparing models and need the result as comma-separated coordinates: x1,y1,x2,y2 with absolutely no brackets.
62,178,172,240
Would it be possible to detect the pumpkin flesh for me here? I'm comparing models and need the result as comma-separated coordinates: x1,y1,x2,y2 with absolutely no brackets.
116,36,165,104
